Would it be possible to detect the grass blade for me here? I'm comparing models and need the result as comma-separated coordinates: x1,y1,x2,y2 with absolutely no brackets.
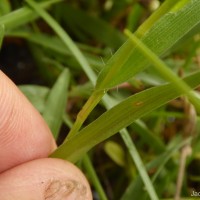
43,69,70,139
51,71,200,162
0,0,62,30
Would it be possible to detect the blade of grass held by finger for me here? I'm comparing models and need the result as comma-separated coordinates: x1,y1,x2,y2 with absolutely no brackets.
51,71,200,162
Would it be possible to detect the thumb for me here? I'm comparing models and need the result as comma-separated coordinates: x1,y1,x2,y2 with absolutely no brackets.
0,158,92,200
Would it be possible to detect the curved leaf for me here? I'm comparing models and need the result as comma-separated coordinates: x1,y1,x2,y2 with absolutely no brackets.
51,71,200,162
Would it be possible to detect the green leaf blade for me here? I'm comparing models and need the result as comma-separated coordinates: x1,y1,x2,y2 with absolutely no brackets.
0,0,61,30
51,71,200,162
43,69,70,139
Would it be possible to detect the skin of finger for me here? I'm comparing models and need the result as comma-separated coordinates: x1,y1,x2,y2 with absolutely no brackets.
0,71,56,172
0,158,92,200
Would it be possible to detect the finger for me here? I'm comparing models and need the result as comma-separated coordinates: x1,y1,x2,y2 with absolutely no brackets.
0,158,92,200
0,71,56,172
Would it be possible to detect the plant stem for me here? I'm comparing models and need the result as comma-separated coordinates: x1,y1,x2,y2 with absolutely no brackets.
66,90,105,140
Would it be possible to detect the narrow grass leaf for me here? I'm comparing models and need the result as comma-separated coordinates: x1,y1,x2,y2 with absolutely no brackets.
0,0,61,30
95,0,200,90
43,69,70,139
51,71,200,162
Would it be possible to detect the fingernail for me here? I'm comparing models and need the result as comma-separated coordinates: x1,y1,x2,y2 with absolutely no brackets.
44,179,87,200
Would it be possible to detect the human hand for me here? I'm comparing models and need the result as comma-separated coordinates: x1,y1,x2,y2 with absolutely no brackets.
0,71,92,200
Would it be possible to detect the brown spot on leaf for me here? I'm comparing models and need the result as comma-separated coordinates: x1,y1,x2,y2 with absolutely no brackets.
134,101,144,106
